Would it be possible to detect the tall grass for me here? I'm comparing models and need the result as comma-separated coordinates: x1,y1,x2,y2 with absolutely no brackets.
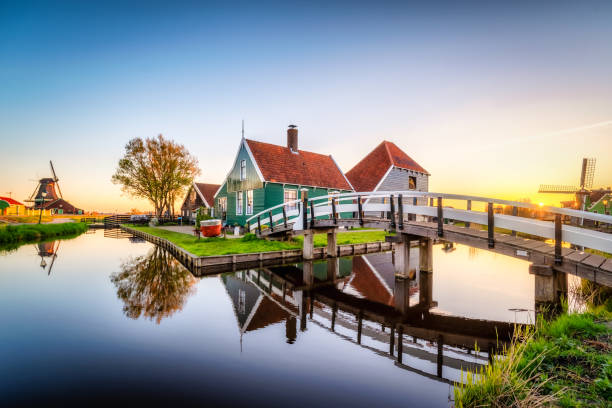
455,307,612,407
0,223,88,246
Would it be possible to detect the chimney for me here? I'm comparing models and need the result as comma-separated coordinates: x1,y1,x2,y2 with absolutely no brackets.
287,124,298,152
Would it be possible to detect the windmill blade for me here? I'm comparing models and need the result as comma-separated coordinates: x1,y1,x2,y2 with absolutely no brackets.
50,161,63,199
50,161,59,182
581,158,596,189
538,185,579,194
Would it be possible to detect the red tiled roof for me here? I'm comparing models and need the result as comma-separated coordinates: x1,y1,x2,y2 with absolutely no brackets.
0,196,24,206
194,183,221,207
346,141,429,192
245,139,352,190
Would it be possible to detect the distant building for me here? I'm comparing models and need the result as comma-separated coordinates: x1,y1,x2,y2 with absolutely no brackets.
214,125,353,226
587,191,611,215
180,182,220,222
0,196,26,216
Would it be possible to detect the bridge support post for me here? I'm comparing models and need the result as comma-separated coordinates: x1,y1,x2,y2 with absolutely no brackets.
394,234,412,278
303,231,315,260
327,257,339,281
419,238,433,273
327,229,338,257
530,264,568,318
394,276,411,314
302,260,314,286
419,267,434,307
465,200,471,228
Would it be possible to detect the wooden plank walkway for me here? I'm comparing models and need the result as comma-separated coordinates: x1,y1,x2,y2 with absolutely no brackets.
311,218,612,286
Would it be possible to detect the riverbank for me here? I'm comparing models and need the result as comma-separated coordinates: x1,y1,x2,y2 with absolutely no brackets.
454,306,612,407
125,225,391,256
0,223,89,247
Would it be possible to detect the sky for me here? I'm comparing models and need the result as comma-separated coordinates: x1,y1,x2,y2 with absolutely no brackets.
1,1,611,212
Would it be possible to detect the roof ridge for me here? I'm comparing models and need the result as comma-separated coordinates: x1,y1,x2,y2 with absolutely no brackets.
245,138,329,158
382,140,394,165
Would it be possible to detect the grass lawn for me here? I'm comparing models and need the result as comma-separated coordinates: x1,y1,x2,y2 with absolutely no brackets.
0,222,88,247
126,225,393,256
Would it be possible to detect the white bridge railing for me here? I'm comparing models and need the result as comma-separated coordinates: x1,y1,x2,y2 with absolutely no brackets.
247,191,612,256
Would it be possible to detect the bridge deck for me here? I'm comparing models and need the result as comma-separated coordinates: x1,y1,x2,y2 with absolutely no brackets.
310,218,612,286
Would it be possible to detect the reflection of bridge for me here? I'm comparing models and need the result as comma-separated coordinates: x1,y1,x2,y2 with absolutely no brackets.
246,191,612,305
221,255,516,385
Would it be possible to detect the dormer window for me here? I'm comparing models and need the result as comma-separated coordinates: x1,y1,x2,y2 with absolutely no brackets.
240,160,246,181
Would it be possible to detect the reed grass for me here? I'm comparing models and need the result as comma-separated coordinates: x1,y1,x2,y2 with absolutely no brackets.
0,223,88,246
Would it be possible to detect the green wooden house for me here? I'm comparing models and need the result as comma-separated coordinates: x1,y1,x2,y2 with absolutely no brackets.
214,125,354,226
587,190,611,215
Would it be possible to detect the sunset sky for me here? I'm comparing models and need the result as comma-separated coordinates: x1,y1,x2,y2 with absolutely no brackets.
1,1,611,212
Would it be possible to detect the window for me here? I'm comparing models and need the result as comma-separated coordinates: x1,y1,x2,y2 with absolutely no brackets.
218,197,227,212
284,189,297,210
246,190,253,215
409,176,417,190
236,191,243,215
240,160,246,181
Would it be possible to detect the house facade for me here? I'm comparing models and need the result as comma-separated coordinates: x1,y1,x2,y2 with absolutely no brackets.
587,190,611,215
180,182,220,221
0,196,26,216
346,141,429,206
214,126,353,226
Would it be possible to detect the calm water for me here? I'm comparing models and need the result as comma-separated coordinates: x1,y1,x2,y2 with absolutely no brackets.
0,229,557,407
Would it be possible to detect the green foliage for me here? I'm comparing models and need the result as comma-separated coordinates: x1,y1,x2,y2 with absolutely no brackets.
195,206,212,229
455,308,612,407
0,223,88,247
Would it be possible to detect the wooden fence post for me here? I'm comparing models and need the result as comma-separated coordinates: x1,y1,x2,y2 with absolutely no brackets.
310,201,316,229
465,200,472,228
257,215,262,235
511,206,518,236
269,211,274,232
282,206,288,228
357,196,364,226
398,194,404,230
332,197,337,225
555,214,562,265
437,197,443,237
301,189,309,230
389,194,396,229
488,202,495,248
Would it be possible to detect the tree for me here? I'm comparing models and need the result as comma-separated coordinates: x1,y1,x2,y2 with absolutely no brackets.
111,246,197,323
112,134,200,217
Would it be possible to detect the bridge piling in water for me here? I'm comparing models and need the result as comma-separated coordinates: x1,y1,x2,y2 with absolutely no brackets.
327,230,337,258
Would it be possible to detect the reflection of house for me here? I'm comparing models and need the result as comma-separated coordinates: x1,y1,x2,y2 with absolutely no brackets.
214,126,353,226
0,196,25,216
346,141,429,202
341,254,418,306
180,182,220,221
222,273,292,334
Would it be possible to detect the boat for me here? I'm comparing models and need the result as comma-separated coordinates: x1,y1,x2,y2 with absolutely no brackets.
200,219,222,237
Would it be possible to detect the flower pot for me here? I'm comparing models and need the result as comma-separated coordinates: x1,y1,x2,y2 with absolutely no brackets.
200,219,222,237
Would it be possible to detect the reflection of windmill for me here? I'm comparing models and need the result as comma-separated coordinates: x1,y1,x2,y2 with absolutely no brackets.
538,158,610,211
25,161,63,209
37,241,60,276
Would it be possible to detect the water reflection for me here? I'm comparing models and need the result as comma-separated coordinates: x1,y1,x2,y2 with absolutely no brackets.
219,254,516,385
111,246,197,323
37,240,60,275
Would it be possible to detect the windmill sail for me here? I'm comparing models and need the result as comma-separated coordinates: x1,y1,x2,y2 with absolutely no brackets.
580,158,596,189
49,161,63,198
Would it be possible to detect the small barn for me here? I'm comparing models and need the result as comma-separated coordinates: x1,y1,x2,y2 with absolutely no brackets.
346,140,429,202
0,196,26,216
180,182,221,222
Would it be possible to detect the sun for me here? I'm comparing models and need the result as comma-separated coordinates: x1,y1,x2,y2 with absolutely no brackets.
538,202,544,207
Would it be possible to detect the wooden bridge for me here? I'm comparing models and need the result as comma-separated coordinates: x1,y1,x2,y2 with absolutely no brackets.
246,190,612,294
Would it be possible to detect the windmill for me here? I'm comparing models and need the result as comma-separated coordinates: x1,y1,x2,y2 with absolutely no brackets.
25,161,63,208
538,158,611,211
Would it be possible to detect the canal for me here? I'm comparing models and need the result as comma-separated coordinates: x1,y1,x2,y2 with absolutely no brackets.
0,229,579,407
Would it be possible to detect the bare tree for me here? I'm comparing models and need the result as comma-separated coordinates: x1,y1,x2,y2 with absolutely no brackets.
112,134,200,217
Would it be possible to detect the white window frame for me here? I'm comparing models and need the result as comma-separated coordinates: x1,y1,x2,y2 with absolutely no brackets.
218,197,227,212
246,190,253,215
240,160,246,181
236,191,243,215
284,188,298,211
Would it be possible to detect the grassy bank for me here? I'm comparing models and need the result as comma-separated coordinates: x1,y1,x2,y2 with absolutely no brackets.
454,307,612,407
0,223,88,246
126,225,392,256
